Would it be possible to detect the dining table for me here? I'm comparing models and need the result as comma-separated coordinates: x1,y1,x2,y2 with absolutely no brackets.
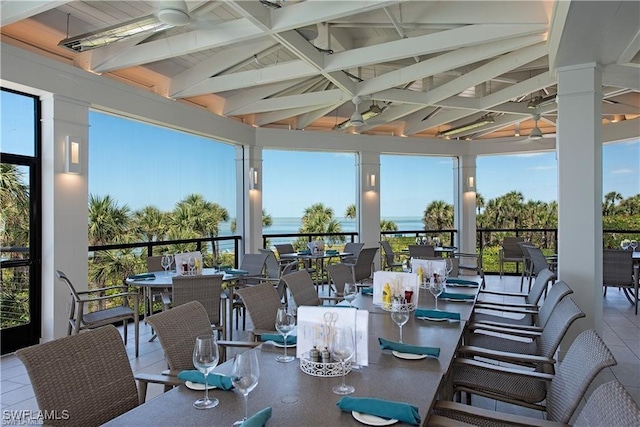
280,251,352,287
108,275,482,426
125,268,252,340
401,246,457,258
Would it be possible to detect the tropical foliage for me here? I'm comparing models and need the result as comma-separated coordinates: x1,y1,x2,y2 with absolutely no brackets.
344,203,399,231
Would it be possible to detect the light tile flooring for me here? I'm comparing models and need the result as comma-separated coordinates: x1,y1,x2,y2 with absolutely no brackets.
1,275,638,423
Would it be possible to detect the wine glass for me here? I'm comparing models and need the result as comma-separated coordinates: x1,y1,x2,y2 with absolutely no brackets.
161,254,172,276
343,282,357,307
192,334,219,409
402,258,411,273
429,277,445,311
330,326,355,395
231,350,260,426
275,307,295,363
188,256,196,275
415,237,421,245
621,240,630,250
390,298,410,343
631,240,638,252
422,236,428,245
445,258,454,279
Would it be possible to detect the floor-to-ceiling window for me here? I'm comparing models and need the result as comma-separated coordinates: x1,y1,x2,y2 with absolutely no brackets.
1,88,42,354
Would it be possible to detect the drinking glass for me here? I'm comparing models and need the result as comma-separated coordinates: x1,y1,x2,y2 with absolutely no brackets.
429,278,445,311
275,307,295,363
231,350,260,426
161,254,172,276
343,282,357,307
402,258,411,273
621,240,630,250
631,240,638,252
445,258,454,279
415,237,421,245
421,236,428,245
390,298,410,343
192,335,219,409
330,326,355,395
188,256,196,275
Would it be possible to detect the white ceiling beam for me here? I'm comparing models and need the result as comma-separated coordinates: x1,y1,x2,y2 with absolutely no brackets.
357,34,546,97
255,105,327,126
603,64,640,91
232,89,347,115
177,60,317,96
326,24,547,72
296,103,346,130
402,109,478,136
1,0,69,26
223,78,310,115
169,39,277,98
91,19,263,73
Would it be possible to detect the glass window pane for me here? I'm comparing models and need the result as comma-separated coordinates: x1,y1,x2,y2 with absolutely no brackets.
1,90,36,157
0,164,30,260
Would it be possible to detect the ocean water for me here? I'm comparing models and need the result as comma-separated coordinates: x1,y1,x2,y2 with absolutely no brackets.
217,216,424,251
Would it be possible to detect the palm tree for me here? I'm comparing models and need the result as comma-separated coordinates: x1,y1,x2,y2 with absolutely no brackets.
475,192,485,215
618,194,640,216
88,194,132,246
0,164,30,249
603,191,623,216
345,204,356,220
230,209,273,233
296,203,344,247
380,219,398,232
422,200,453,230
132,205,167,242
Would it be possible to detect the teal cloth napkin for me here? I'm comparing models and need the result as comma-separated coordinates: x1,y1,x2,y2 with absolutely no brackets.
446,278,479,287
361,287,373,295
414,309,460,320
177,370,234,390
298,250,311,255
337,396,421,425
128,273,155,281
260,333,297,345
225,268,248,275
378,337,440,358
325,249,339,255
440,291,475,300
241,407,272,427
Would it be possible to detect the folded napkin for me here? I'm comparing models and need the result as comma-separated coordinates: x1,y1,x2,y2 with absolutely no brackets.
378,337,440,358
218,265,233,271
325,249,339,255
177,370,234,390
260,333,297,345
414,309,460,320
225,268,248,275
128,273,155,281
298,250,311,255
361,287,373,295
337,396,421,426
440,291,475,300
241,407,272,427
446,278,480,287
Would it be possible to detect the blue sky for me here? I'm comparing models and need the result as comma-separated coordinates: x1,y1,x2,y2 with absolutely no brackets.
2,92,638,220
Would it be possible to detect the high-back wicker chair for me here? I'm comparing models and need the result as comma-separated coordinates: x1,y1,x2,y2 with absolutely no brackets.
408,244,435,259
282,269,320,307
477,267,556,311
326,262,354,296
519,242,554,291
379,240,403,271
235,283,283,340
603,249,638,314
341,242,365,264
347,246,379,284
55,269,139,357
463,297,585,374
16,325,139,426
499,236,525,277
164,273,224,337
450,329,616,423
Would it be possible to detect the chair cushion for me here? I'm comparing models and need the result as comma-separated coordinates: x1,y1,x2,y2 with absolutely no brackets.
82,306,135,326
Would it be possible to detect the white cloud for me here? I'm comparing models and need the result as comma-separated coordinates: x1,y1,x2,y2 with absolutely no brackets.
612,168,636,175
529,165,556,171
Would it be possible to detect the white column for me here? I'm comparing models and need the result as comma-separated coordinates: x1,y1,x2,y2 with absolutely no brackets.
236,145,263,257
454,155,477,256
357,151,381,269
41,94,89,342
556,63,603,342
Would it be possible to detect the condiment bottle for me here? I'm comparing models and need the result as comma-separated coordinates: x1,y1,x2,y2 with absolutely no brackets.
321,347,331,363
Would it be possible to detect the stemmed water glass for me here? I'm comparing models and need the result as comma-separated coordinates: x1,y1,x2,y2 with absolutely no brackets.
161,254,172,276
631,240,638,252
390,298,410,343
429,277,445,311
188,256,197,275
192,334,219,409
330,326,355,395
343,282,357,307
231,349,260,426
621,240,630,250
445,258,454,279
275,307,295,363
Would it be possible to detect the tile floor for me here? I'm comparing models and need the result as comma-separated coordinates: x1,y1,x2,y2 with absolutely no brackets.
1,275,638,423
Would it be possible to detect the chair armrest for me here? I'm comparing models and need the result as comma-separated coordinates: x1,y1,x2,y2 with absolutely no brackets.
426,414,476,427
161,292,172,306
78,292,139,303
473,303,539,315
431,401,568,427
453,358,554,381
469,320,543,332
77,285,132,294
217,340,261,363
135,372,183,387
457,345,555,365
478,289,527,298
474,301,538,310
467,323,542,338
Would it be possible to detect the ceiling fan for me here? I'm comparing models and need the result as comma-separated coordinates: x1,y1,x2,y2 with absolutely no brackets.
333,97,389,131
59,1,203,52
513,113,555,142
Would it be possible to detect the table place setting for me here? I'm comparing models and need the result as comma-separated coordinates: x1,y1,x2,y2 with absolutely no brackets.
414,308,461,322
371,271,420,310
260,332,297,347
439,291,476,302
239,407,272,427
127,272,156,281
337,396,421,426
445,278,480,287
378,337,441,359
177,370,234,391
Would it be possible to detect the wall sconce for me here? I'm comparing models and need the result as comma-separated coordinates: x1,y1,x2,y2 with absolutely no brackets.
249,167,259,190
65,136,81,174
368,173,377,190
466,176,475,192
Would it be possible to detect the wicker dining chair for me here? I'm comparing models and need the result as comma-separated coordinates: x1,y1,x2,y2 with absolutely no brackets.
161,273,225,338
281,269,343,307
345,246,379,285
429,379,639,427
519,242,554,291
498,236,525,277
235,283,283,340
461,296,585,374
55,269,140,357
408,244,436,259
379,240,404,271
16,325,139,426
341,242,364,264
603,249,638,314
326,262,354,297
449,329,616,422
